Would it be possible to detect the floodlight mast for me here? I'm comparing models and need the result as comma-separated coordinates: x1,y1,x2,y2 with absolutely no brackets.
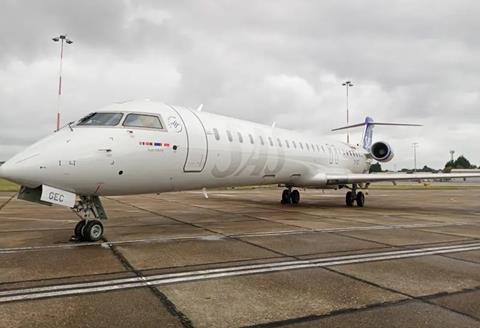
413,142,419,172
342,81,354,144
52,34,73,131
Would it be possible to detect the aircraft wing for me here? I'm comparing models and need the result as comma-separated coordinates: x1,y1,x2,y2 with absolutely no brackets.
322,172,480,185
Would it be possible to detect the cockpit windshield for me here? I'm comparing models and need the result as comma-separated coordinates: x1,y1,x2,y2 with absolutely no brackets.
123,114,163,129
77,112,123,126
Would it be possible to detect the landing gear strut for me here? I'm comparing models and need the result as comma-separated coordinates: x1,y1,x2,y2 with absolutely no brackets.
281,187,300,205
345,184,365,207
71,196,107,242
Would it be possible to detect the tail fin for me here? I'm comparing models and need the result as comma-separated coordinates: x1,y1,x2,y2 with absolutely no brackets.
362,117,375,150
332,117,422,150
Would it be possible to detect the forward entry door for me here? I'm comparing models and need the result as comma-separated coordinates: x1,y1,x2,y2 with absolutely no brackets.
177,108,208,172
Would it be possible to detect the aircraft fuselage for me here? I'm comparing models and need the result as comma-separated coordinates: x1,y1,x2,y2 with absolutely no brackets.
1,100,370,195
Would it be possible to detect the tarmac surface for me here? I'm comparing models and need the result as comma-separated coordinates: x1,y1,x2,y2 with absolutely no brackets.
0,187,479,327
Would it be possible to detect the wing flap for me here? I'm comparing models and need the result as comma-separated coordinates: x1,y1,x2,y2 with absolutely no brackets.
323,173,480,185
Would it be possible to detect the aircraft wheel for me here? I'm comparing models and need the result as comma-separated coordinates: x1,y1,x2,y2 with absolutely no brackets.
73,220,87,241
356,192,365,207
281,189,291,204
291,190,300,204
83,220,104,242
346,191,354,207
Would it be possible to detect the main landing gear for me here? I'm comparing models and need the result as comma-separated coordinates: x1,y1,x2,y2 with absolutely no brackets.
281,187,300,205
345,184,365,207
71,196,108,242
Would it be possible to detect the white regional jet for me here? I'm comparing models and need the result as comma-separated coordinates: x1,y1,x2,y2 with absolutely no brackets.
1,100,479,242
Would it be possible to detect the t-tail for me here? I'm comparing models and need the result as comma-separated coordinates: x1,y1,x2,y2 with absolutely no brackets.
332,116,422,150
332,117,421,163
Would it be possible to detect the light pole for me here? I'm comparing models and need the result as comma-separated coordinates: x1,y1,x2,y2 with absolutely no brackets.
413,142,419,172
449,150,455,162
52,34,73,131
342,81,354,144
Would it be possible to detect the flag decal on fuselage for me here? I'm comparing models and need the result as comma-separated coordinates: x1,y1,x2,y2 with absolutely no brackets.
139,141,171,148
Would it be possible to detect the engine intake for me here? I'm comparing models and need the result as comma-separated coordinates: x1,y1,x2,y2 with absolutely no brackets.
370,141,394,162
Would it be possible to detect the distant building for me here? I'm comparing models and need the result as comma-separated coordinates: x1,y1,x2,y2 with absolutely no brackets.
451,169,480,173
0,161,4,166
451,169,480,183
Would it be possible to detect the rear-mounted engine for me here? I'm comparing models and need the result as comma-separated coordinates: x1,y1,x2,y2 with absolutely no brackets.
370,141,394,162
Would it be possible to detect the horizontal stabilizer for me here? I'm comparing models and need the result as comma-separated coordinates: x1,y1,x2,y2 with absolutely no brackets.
331,116,422,150
332,121,422,131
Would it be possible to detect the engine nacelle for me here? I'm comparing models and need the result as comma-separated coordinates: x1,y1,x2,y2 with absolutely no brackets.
370,141,394,162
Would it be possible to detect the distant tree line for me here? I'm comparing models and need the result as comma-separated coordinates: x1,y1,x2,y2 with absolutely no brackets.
444,155,477,172
369,155,477,173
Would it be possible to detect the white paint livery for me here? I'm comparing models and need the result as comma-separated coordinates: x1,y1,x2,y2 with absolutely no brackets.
1,100,479,241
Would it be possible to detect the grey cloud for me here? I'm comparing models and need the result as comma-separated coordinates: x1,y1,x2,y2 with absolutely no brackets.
0,0,479,169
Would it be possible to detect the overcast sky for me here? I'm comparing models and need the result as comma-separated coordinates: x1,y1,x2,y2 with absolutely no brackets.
1,0,479,169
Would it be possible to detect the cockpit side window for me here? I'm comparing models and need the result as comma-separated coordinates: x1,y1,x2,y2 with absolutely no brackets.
77,112,123,126
123,114,163,129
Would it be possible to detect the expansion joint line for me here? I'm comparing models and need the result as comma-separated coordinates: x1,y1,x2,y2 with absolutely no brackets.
102,237,194,328
0,193,17,212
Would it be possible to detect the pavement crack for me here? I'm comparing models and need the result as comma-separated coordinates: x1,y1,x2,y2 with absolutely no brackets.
146,194,310,231
102,237,195,328
244,298,416,328
0,192,17,212
325,266,480,324
106,196,294,258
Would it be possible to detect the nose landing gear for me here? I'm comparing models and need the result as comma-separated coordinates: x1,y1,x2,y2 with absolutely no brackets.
281,187,300,205
71,196,107,242
345,184,365,207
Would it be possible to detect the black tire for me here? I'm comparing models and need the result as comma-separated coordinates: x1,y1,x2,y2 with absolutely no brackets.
356,192,365,207
291,190,300,204
346,191,354,207
281,189,291,204
83,220,104,242
74,220,87,240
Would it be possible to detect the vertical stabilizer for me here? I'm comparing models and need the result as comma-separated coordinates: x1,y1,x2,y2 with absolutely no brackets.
362,117,375,150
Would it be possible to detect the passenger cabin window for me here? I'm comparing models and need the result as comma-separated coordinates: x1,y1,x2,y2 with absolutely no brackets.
259,136,265,145
299,142,304,150
285,140,290,148
306,143,310,151
78,112,123,126
249,134,254,144
238,132,243,143
268,137,274,146
213,128,220,140
227,130,233,142
123,114,163,129
277,138,282,147
292,141,297,149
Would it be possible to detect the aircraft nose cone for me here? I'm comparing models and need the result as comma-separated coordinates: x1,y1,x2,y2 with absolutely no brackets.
0,154,43,188
0,160,17,181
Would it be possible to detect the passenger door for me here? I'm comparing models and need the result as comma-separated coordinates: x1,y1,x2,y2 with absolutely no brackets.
175,107,208,172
